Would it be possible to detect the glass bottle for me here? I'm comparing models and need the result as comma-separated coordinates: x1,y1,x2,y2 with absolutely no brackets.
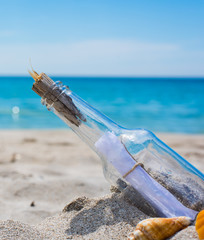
31,72,204,220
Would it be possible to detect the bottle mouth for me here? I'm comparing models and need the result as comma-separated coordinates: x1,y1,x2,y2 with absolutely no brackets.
31,72,86,127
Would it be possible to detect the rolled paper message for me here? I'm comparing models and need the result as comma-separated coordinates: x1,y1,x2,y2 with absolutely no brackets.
95,131,197,219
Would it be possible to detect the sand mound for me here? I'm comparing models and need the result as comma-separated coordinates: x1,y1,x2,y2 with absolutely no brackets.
37,193,148,239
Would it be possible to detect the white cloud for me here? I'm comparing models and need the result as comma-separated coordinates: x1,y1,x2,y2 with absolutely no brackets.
0,39,203,76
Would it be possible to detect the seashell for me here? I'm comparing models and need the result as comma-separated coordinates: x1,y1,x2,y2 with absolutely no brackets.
128,216,191,240
196,210,204,240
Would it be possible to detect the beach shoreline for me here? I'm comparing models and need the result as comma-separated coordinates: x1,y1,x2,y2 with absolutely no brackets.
0,130,203,239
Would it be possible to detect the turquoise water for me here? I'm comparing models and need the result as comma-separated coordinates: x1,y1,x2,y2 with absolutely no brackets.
0,76,204,133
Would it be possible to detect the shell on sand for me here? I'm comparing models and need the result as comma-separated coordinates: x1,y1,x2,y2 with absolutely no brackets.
196,210,204,240
128,216,191,240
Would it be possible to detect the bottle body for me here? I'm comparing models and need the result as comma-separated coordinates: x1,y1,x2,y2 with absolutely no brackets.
33,75,204,219
119,129,204,211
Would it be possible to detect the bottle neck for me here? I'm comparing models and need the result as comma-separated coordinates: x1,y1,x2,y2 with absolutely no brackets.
42,81,120,150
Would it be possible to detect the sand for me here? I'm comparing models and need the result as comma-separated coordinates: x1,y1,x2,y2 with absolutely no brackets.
0,130,203,239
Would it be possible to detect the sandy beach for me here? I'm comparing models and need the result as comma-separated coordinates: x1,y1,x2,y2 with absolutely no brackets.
0,130,203,239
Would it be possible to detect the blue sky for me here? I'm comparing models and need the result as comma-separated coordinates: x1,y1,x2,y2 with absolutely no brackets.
0,0,203,76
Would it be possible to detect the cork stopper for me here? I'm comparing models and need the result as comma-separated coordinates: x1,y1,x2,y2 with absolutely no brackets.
30,70,86,127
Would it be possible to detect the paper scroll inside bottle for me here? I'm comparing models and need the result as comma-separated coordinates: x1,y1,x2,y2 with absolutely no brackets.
95,131,197,219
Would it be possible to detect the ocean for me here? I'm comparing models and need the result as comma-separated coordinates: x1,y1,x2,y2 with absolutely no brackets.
0,76,204,133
